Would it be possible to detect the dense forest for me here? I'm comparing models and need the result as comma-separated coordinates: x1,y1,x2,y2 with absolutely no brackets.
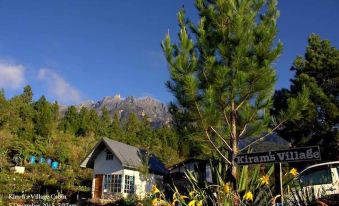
0,87,182,196
0,34,338,204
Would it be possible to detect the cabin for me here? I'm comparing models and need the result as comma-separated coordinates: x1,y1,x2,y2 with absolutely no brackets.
168,158,212,182
167,133,290,193
80,137,168,199
166,158,213,194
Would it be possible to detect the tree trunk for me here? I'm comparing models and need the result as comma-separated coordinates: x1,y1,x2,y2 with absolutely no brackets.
230,101,239,189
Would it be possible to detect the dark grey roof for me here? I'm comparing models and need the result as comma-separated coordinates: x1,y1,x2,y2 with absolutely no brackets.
168,158,207,171
239,133,290,152
80,137,168,175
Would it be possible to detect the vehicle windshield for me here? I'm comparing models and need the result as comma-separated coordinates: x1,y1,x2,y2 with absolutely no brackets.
299,165,332,187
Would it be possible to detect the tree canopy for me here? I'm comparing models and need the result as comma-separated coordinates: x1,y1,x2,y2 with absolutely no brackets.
162,0,309,191
0,86,181,197
272,34,339,161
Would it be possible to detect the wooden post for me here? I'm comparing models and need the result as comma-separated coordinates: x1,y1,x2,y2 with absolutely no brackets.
274,163,284,205
279,163,284,205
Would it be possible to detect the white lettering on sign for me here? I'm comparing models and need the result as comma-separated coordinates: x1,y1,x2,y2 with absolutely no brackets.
235,146,321,165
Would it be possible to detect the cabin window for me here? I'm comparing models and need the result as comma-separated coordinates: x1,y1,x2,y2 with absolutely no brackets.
106,150,114,160
124,175,135,193
103,174,122,193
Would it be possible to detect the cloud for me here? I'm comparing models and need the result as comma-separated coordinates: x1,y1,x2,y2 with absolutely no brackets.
37,69,82,104
0,61,25,90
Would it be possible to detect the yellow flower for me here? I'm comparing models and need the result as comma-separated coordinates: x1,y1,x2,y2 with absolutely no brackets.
260,175,270,186
152,198,160,206
151,185,160,195
197,200,203,206
179,195,189,201
171,200,177,206
189,191,196,198
243,191,253,202
223,183,231,194
289,168,298,177
188,200,196,206
152,198,169,206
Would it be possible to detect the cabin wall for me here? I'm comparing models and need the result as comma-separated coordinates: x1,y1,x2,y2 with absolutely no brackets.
169,161,212,183
90,148,164,199
169,161,199,174
93,147,124,175
92,148,124,199
123,169,163,198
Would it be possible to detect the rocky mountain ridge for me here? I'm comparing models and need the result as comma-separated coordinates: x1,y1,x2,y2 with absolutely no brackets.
61,95,171,127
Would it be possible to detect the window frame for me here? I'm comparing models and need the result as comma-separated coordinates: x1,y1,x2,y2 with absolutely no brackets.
103,174,122,193
106,149,114,160
124,175,135,194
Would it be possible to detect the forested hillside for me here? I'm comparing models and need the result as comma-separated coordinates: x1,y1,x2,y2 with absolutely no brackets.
0,86,182,196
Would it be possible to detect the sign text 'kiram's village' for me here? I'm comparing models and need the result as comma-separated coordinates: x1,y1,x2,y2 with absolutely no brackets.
235,146,321,165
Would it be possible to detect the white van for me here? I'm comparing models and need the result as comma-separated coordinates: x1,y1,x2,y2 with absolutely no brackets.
295,161,339,198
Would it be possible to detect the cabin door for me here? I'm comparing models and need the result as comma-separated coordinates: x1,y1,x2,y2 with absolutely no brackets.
94,174,103,199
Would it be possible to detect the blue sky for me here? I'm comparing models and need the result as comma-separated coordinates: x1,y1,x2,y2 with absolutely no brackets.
0,0,338,104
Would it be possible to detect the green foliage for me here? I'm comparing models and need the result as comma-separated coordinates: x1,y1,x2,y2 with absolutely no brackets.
59,105,80,134
162,0,309,188
163,0,283,148
124,112,141,144
33,96,55,138
272,34,339,161
99,106,111,136
0,85,181,198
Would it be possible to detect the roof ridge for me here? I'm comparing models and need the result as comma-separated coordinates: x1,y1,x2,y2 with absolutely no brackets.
102,137,139,150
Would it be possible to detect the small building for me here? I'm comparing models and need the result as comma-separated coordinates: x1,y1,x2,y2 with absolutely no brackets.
168,158,212,182
80,137,168,199
167,158,213,194
167,133,290,193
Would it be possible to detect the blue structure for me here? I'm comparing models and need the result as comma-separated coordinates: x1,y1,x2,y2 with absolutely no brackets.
29,156,36,164
29,155,60,170
39,156,45,163
51,161,59,170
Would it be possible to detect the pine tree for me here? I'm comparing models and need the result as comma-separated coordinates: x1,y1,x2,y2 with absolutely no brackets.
52,101,59,121
162,0,308,190
99,107,111,136
77,107,90,136
0,89,6,128
33,96,53,138
138,115,154,148
272,34,339,161
124,113,140,144
59,106,80,134
109,111,123,140
22,85,33,104
88,109,100,135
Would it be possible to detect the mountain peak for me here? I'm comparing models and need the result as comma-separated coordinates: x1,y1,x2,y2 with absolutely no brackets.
72,95,171,127
113,94,121,100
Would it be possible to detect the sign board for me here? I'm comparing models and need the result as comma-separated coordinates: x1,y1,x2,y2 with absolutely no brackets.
235,146,321,165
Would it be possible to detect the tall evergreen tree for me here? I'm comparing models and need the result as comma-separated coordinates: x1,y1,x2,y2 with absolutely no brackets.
109,111,123,140
22,85,33,104
99,107,111,136
162,0,308,190
33,96,53,138
88,109,100,135
59,106,80,134
124,113,140,144
0,89,6,128
77,107,91,136
51,101,59,122
138,115,154,148
272,34,339,161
